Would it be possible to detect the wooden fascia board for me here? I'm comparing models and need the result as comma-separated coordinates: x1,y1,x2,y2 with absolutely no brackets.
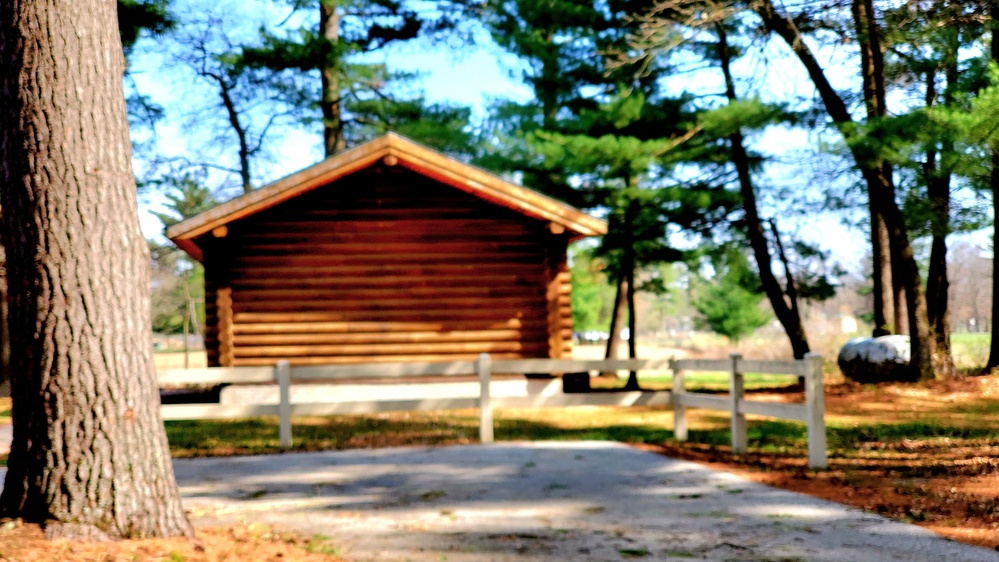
165,136,393,245
174,238,203,262
385,136,608,237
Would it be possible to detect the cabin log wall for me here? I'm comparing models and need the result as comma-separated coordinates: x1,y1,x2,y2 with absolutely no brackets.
198,166,573,366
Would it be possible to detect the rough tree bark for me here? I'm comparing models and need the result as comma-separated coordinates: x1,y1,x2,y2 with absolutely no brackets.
754,0,937,379
715,22,810,359
0,0,192,539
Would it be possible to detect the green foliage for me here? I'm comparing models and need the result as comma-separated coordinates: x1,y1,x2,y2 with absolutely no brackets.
234,0,474,152
149,177,215,334
348,97,474,155
150,241,205,335
694,249,771,343
150,175,218,229
569,245,615,332
118,0,174,56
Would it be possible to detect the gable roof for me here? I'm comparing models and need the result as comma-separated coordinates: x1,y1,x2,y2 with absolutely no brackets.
167,132,607,262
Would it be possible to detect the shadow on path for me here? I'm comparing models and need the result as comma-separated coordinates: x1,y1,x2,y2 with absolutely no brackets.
174,441,999,562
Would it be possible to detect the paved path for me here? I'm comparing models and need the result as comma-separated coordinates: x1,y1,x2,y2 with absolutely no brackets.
174,441,999,562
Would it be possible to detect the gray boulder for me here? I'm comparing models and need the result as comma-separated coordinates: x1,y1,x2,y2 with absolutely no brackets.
837,335,914,383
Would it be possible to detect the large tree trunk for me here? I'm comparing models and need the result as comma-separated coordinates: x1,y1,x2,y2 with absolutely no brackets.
852,0,895,336
716,23,810,359
755,0,936,379
320,1,345,156
0,0,192,539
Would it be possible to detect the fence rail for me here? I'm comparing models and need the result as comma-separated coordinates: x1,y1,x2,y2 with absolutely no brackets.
158,352,826,468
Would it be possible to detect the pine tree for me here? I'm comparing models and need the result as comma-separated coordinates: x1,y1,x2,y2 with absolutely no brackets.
238,0,473,156
695,249,772,344
478,0,734,378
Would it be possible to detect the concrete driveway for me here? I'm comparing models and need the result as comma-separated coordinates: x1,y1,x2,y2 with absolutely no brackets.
174,441,999,562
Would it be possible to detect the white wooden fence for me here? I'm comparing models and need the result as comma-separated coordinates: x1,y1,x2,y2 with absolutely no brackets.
158,352,826,468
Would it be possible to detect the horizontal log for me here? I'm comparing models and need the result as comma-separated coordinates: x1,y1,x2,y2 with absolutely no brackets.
248,207,501,222
237,228,536,241
232,299,548,314
237,219,537,237
230,273,544,289
230,286,544,302
231,318,550,334
237,241,544,255
231,252,544,267
229,352,538,366
231,311,563,324
229,263,547,278
738,400,808,422
232,329,547,346
233,341,546,357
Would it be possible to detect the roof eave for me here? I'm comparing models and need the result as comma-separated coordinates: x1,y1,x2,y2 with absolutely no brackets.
167,133,608,262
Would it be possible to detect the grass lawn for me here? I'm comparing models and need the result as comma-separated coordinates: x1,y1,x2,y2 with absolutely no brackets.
590,371,800,391
952,332,991,372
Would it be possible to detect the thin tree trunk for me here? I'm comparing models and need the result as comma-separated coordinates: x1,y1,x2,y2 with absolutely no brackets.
987,2,999,372
623,199,640,390
0,0,192,539
891,253,908,335
990,149,999,371
871,211,893,335
924,67,956,378
604,280,628,361
0,240,8,393
214,76,253,193
320,1,344,156
852,0,894,336
716,22,810,359
755,0,935,379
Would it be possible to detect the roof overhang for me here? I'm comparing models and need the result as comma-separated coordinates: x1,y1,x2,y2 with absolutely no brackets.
167,132,608,262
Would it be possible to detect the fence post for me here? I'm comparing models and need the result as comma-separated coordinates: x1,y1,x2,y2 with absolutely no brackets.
477,353,493,444
670,357,688,441
730,353,747,454
276,360,292,448
804,352,827,469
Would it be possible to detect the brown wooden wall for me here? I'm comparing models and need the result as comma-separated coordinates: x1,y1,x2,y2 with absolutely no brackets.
201,165,573,366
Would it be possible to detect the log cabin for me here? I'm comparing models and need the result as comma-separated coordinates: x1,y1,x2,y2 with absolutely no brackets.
166,133,607,367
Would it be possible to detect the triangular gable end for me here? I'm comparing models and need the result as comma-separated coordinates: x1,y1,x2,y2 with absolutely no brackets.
167,133,607,262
